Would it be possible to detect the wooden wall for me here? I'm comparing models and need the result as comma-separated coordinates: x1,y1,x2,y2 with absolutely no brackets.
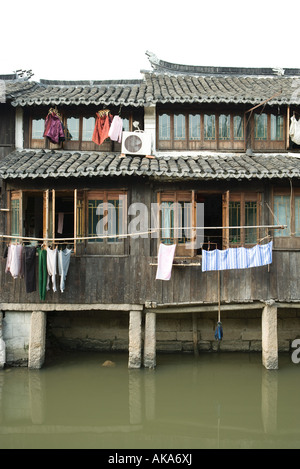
1,178,300,307
0,104,15,159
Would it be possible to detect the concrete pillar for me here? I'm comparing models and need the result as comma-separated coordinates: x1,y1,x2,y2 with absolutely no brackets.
144,312,156,368
0,312,5,369
15,106,24,150
128,310,142,369
261,368,278,434
28,311,46,369
262,302,278,370
144,105,156,155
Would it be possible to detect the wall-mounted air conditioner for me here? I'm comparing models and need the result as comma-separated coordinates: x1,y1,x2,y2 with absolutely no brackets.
121,131,152,156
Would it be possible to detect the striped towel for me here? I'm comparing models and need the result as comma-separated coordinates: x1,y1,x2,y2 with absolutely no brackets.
202,241,272,272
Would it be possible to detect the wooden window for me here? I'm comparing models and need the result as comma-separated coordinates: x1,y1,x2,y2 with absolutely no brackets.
189,114,201,140
233,115,244,140
67,117,80,141
204,114,216,140
174,114,185,140
32,118,45,139
157,110,245,150
82,117,95,141
159,114,170,140
223,192,261,248
253,112,285,150
254,113,268,140
219,114,230,140
272,188,300,249
157,191,196,257
271,114,284,141
273,195,291,237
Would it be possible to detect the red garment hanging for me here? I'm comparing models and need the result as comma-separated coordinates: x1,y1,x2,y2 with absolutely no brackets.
92,110,113,145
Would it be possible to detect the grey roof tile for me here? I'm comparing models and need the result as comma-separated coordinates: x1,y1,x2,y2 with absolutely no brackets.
1,150,300,181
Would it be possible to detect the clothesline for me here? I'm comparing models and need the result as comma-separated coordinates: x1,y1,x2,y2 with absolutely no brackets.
0,223,286,243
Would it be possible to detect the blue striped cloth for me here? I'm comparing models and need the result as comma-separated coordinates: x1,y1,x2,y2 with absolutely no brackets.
202,241,273,272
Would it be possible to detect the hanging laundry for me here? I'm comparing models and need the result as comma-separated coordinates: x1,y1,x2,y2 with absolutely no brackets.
58,248,71,292
23,246,36,293
46,247,58,292
43,109,65,144
289,115,300,145
5,244,23,279
201,241,273,272
92,110,113,145
38,247,47,301
108,115,123,143
156,243,176,281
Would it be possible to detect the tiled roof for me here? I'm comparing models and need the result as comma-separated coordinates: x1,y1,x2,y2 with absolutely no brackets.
7,71,300,107
10,79,146,107
1,150,300,180
5,52,300,107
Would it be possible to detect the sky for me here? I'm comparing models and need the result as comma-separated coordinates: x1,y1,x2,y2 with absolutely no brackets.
1,0,300,82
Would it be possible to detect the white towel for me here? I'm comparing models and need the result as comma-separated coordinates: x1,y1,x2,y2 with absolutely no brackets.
46,247,58,292
156,243,176,281
58,248,71,292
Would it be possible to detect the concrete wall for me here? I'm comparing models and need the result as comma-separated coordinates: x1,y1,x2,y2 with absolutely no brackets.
3,312,31,366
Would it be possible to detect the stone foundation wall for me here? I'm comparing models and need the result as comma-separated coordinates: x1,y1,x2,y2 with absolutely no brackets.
47,308,300,354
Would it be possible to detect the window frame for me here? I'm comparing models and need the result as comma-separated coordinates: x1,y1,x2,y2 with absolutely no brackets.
253,111,286,150
157,190,196,257
157,109,245,151
272,187,300,249
222,191,262,249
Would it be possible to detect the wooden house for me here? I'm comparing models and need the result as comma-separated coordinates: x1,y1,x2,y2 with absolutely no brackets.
1,53,300,369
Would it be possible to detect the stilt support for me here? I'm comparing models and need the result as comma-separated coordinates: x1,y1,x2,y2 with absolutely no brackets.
28,311,46,369
144,312,156,369
262,302,278,370
128,310,142,369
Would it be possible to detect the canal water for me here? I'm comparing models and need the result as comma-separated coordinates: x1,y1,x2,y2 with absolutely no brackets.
0,351,299,450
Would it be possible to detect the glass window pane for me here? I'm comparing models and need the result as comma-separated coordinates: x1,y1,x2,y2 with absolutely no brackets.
233,115,244,140
82,117,95,141
67,117,79,140
88,199,103,243
273,195,291,237
245,201,257,244
32,118,45,139
219,114,230,140
122,118,129,132
229,201,240,244
189,114,201,140
108,199,123,242
11,199,20,237
174,114,185,140
271,114,283,140
254,113,267,140
295,195,300,236
159,114,170,140
204,115,215,140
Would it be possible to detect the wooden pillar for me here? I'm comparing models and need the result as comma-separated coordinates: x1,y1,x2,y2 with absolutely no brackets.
128,310,142,369
144,312,156,369
262,302,278,370
28,311,47,369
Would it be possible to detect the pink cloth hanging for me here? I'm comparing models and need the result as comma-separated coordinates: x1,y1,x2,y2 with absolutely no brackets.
156,243,176,281
108,115,123,143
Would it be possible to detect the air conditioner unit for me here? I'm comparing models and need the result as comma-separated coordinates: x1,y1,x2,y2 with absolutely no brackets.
121,131,152,156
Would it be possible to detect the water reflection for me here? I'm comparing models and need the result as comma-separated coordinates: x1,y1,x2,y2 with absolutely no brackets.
0,352,300,449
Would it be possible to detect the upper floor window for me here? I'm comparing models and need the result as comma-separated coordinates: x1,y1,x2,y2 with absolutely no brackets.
67,117,80,141
82,117,95,141
253,112,285,150
32,118,45,139
157,110,245,150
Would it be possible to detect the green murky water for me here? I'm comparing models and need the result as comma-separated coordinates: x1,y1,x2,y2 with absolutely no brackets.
0,351,299,449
